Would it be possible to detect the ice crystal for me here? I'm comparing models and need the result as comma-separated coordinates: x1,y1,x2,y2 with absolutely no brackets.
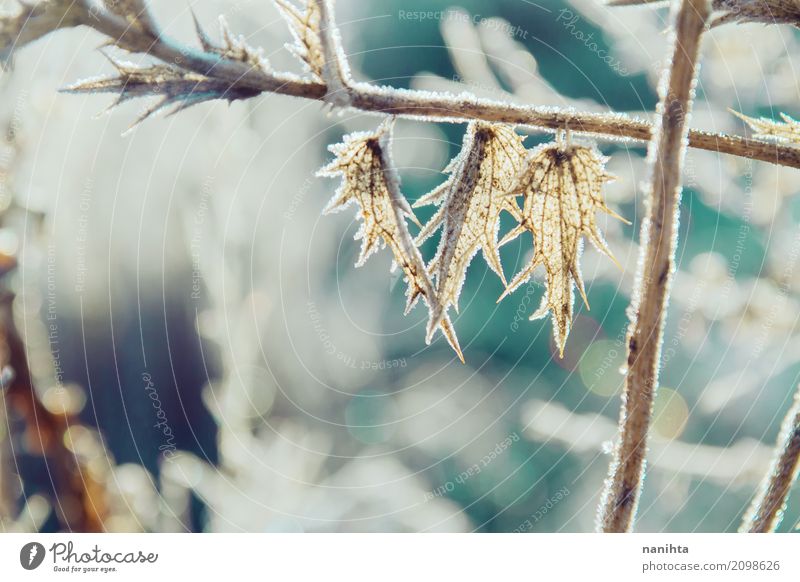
193,15,269,72
275,0,323,79
733,110,800,143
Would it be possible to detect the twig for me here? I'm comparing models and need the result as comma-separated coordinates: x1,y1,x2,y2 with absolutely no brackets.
4,0,795,168
740,386,800,532
597,0,710,533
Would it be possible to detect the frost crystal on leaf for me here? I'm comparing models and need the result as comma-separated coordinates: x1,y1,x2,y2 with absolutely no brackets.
194,15,270,72
317,120,464,362
414,121,527,338
275,0,323,79
733,110,800,143
64,57,261,129
499,140,627,357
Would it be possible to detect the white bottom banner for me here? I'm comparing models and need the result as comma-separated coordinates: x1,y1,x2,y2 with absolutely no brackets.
1,534,798,580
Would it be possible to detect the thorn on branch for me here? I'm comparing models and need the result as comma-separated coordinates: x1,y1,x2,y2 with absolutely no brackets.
63,55,261,130
192,14,270,73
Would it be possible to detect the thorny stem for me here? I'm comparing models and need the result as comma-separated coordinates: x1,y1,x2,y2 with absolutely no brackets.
741,386,800,532
597,0,710,533
29,0,798,170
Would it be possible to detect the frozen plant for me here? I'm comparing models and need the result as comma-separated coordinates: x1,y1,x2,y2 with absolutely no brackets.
2,0,800,532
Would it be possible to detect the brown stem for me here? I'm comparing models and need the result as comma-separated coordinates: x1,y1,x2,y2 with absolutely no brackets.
44,1,793,170
741,386,800,532
597,0,710,533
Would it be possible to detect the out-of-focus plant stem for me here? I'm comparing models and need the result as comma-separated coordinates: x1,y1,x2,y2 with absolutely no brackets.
0,291,106,531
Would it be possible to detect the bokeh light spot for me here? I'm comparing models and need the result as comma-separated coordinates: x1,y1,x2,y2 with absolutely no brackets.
345,389,397,444
652,388,689,440
579,339,625,396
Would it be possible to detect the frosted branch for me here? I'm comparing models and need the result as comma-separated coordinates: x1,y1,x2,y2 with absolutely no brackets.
0,1,795,168
741,386,800,532
597,0,711,533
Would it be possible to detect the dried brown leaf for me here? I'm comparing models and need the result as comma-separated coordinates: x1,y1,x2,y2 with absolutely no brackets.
414,121,526,338
499,140,627,357
732,110,800,143
275,0,323,79
318,120,464,362
63,56,260,129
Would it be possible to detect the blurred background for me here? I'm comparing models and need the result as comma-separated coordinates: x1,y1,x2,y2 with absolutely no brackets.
1,0,799,533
